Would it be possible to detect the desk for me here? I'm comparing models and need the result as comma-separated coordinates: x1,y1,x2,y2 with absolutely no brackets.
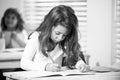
0,48,23,69
0,49,89,69
3,70,120,80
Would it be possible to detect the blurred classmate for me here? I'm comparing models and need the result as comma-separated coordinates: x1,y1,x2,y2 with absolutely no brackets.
0,8,28,48
21,5,90,72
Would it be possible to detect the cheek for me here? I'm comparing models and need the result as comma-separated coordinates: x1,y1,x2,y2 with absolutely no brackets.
51,32,55,40
13,19,18,24
4,18,8,23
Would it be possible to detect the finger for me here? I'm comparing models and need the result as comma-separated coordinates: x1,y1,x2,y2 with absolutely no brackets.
79,65,84,72
52,64,61,72
52,66,61,72
60,66,68,71
81,66,87,72
82,65,90,72
53,64,61,68
79,65,88,72
86,66,90,71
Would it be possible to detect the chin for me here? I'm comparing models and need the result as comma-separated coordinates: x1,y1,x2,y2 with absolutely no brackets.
54,40,59,43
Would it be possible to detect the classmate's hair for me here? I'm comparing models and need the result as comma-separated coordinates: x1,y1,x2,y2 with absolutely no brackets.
36,5,86,69
1,8,24,31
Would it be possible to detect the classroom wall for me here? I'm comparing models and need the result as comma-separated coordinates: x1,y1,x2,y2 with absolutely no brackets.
0,0,113,66
87,0,112,66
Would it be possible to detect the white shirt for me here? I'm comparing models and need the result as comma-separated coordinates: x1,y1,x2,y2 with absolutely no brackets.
21,32,85,71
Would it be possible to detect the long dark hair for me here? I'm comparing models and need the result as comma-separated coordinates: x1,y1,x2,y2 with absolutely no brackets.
36,5,86,69
1,8,24,31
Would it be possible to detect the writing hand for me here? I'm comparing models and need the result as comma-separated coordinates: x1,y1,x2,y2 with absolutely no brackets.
78,64,90,72
46,63,61,72
60,66,69,71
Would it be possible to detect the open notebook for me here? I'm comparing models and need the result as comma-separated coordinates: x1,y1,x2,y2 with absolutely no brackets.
3,69,95,80
4,66,120,79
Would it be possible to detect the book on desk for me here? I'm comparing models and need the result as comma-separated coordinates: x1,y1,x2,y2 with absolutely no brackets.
3,69,95,80
3,66,120,80
0,48,24,70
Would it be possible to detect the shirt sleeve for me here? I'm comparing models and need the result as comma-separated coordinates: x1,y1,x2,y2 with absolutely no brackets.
20,32,52,71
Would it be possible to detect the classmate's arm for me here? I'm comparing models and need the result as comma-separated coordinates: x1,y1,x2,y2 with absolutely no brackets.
20,32,52,71
3,31,12,48
11,31,26,48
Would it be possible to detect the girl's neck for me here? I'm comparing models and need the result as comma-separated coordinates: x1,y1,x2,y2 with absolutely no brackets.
53,42,58,47
7,26,16,31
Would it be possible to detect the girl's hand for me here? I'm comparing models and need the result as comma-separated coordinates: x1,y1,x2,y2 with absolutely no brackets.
45,63,61,72
77,64,90,72
60,66,69,71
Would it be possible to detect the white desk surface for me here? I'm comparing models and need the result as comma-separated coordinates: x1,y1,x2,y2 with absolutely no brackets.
31,72,120,80
3,67,120,80
0,48,23,69
4,71,120,80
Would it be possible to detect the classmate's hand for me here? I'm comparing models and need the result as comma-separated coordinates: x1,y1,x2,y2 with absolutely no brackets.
45,63,61,72
11,31,17,38
77,64,90,72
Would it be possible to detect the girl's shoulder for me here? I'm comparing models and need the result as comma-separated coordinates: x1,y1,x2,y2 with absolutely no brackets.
29,31,40,39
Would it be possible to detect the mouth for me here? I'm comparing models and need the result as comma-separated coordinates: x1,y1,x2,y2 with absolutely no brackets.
53,39,60,43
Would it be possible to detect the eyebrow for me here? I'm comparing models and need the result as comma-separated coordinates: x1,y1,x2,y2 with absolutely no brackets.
56,31,67,36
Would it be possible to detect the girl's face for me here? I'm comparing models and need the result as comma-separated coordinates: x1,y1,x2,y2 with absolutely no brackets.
51,25,68,43
5,13,18,29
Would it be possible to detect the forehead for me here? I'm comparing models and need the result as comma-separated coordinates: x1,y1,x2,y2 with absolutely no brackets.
54,25,68,34
6,13,17,17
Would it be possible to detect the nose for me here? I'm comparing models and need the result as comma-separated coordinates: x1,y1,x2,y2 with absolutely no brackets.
56,35,63,41
7,18,13,23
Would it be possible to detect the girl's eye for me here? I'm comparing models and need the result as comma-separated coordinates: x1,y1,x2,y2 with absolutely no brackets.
55,32,67,39
56,32,60,35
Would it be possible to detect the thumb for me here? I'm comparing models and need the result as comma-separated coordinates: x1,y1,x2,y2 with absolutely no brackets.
53,63,61,68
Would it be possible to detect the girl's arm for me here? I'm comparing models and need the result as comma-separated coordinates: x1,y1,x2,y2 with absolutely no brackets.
20,32,50,71
75,59,90,72
20,32,60,71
